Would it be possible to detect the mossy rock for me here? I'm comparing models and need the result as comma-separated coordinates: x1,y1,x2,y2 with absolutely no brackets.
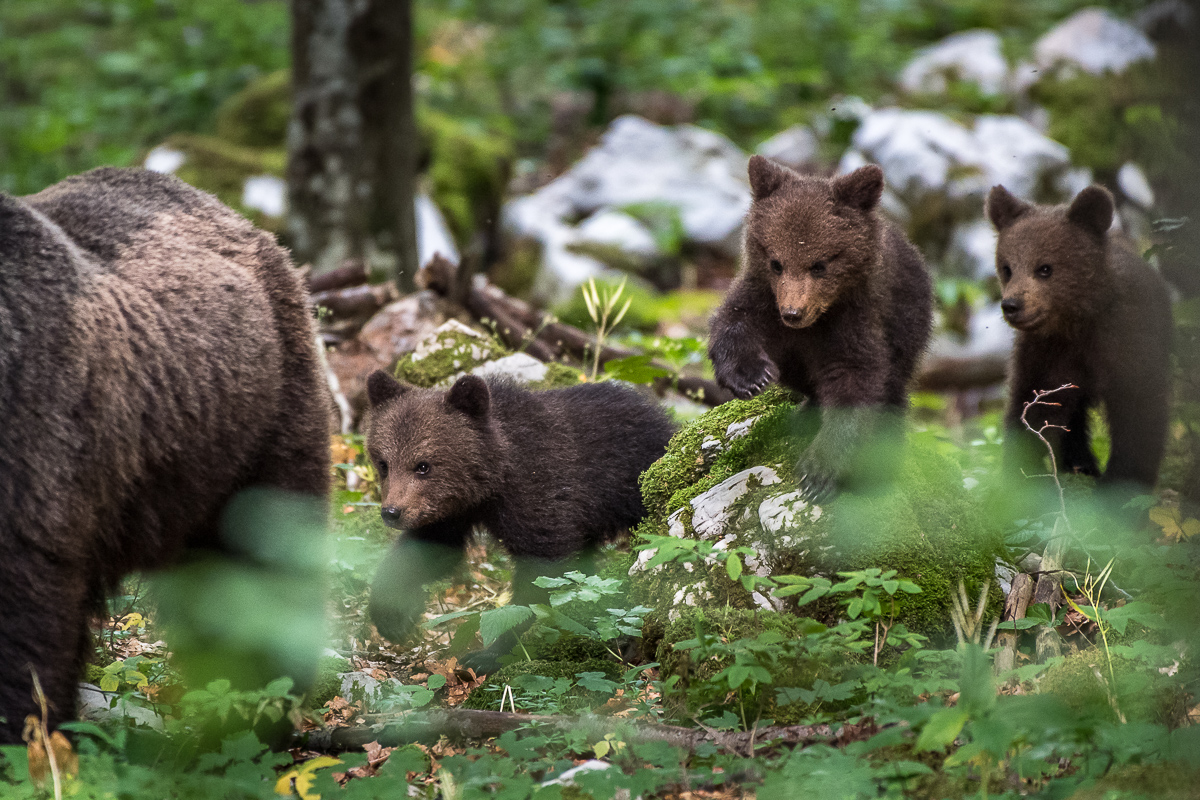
393,320,503,387
215,70,291,149
1070,761,1200,800
306,655,353,709
393,319,584,390
1037,650,1189,726
630,392,1003,642
461,659,621,714
654,607,855,725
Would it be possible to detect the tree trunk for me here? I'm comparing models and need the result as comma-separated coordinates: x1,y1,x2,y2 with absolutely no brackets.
288,0,419,292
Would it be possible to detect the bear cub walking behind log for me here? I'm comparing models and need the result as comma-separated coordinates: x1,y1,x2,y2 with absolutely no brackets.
709,156,933,500
365,371,675,673
987,184,1172,489
0,168,330,743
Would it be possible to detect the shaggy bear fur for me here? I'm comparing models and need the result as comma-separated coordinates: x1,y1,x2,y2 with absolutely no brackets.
364,371,675,672
0,168,330,743
987,184,1172,489
709,156,933,500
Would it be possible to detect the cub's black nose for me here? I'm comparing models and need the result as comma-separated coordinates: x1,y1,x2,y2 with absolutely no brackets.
1000,298,1022,317
381,506,403,525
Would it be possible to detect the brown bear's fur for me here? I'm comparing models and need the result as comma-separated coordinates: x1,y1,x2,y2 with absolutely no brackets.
708,156,933,499
987,184,1172,489
0,168,331,743
364,371,675,673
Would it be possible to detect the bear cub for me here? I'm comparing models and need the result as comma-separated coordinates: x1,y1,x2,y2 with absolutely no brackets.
709,156,933,500
365,371,675,673
987,184,1172,490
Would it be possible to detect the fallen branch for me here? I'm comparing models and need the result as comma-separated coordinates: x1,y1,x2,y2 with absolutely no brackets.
298,707,848,757
420,255,733,405
311,284,397,320
914,352,1008,393
994,572,1033,680
306,260,370,294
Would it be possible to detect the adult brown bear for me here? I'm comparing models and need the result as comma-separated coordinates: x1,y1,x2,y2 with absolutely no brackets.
0,168,330,743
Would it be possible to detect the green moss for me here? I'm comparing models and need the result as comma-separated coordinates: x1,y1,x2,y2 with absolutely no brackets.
392,323,503,387
215,69,290,149
305,655,352,710
1038,650,1188,726
461,659,621,714
1070,762,1200,800
84,663,106,685
639,386,799,519
530,361,585,390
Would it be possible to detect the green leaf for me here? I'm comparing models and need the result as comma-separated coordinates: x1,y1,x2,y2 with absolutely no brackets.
426,674,447,690
726,554,743,581
916,708,969,751
479,605,535,647
882,579,899,595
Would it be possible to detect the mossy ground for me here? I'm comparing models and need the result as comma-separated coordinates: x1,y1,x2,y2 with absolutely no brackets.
654,607,854,726
1037,649,1190,727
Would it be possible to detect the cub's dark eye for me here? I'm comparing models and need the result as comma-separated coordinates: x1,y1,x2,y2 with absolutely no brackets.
811,260,827,276
414,462,430,476
999,263,1012,281
1035,263,1053,279
376,460,388,479
769,259,783,275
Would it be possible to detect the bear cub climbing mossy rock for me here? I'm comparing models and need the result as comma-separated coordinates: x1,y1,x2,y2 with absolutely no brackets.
630,389,1004,641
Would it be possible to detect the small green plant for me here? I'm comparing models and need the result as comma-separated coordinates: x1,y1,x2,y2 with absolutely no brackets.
581,276,632,380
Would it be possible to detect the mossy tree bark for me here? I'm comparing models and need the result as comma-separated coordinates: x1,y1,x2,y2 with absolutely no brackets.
288,0,419,291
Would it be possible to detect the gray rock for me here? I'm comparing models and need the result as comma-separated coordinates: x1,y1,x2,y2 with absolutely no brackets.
1117,162,1155,209
756,125,821,171
241,174,286,217
575,209,660,255
505,115,750,300
1035,8,1156,76
848,108,1073,214
945,219,999,280
466,352,549,384
416,192,461,268
77,684,165,730
899,30,1010,96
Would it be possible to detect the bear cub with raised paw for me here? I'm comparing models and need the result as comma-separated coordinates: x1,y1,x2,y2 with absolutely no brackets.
987,183,1172,491
709,156,933,501
364,371,675,674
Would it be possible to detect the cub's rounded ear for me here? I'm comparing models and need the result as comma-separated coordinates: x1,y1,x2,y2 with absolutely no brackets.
446,374,490,418
832,164,885,212
748,154,789,200
367,370,409,407
1067,185,1114,238
986,185,1033,231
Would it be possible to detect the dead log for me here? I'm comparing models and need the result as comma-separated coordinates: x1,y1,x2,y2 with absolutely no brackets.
915,352,1009,393
298,707,842,756
311,283,397,320
994,572,1033,679
306,260,370,294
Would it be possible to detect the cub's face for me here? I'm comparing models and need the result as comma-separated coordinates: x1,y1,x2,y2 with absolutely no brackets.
744,156,884,329
987,185,1114,335
364,372,495,530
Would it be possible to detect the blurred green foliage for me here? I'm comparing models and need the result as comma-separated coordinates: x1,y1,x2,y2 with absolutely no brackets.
0,0,288,194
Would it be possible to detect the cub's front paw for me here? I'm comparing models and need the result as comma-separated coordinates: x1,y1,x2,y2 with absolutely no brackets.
794,456,838,504
368,595,425,643
715,353,778,400
459,647,502,677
